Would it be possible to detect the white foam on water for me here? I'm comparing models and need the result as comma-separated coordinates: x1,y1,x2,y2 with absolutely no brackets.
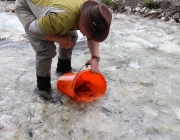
127,61,142,70
159,43,180,54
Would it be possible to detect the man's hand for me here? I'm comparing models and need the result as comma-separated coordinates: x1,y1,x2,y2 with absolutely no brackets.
85,58,100,73
58,35,74,49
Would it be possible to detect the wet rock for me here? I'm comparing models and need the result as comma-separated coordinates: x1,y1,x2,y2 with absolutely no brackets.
5,4,15,13
110,0,180,23
135,7,141,12
27,129,33,137
161,17,166,20
140,7,147,13
0,32,12,41
168,18,176,23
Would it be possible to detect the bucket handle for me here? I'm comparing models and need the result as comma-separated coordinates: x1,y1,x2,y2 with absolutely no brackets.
71,64,87,88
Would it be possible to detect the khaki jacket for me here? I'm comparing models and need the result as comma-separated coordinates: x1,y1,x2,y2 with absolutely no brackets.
27,0,85,35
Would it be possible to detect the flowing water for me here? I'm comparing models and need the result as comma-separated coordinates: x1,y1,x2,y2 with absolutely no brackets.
0,1,180,140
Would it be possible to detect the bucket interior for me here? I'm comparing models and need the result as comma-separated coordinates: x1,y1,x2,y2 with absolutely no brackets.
74,71,106,102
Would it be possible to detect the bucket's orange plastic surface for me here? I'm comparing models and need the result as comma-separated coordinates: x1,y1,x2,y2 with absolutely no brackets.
57,69,107,102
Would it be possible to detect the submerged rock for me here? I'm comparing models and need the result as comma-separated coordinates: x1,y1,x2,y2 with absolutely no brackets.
5,3,15,13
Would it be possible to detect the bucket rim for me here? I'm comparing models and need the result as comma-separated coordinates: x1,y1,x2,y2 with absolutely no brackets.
71,69,107,89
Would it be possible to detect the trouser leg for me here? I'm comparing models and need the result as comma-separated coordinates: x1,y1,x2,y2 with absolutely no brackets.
57,31,78,72
15,0,36,28
23,26,56,90
25,22,56,77
15,0,56,90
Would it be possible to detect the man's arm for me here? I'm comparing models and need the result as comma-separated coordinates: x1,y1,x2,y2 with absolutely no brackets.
87,39,99,57
28,20,74,49
86,40,100,73
43,34,74,49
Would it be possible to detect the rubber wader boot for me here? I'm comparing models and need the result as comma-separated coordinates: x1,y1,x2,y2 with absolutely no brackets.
34,75,62,104
56,58,72,76
37,75,51,90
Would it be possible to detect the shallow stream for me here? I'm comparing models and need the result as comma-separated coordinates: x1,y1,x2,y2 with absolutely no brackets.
0,1,180,140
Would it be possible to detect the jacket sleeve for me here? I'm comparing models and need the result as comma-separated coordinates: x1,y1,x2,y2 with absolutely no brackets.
28,20,46,39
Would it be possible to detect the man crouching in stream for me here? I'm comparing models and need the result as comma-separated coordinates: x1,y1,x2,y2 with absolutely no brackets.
15,0,112,103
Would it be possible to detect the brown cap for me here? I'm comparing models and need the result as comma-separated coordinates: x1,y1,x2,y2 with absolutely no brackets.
81,1,112,42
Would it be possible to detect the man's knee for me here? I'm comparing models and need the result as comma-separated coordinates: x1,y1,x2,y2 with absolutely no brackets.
36,42,57,59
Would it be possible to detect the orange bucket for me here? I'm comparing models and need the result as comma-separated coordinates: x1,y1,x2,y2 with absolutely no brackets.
57,69,107,102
